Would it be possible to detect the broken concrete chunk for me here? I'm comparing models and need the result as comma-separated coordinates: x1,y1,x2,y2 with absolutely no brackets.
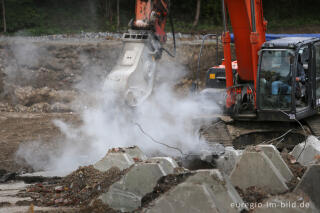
124,146,147,161
98,162,168,212
295,164,320,210
93,152,134,172
291,136,320,166
253,192,317,213
145,169,246,213
148,157,179,174
199,143,225,162
215,146,243,176
230,149,289,194
257,144,293,182
93,146,147,172
145,182,221,213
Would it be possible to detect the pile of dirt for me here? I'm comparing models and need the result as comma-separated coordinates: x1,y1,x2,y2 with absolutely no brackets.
236,186,270,204
18,166,125,207
140,172,193,208
281,152,307,190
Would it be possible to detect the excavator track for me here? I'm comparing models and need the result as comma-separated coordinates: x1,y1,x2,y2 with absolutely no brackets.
304,113,320,136
200,115,311,151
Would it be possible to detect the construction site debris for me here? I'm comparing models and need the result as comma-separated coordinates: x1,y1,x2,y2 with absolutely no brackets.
144,169,246,213
294,164,320,210
230,148,289,194
257,145,294,182
291,136,320,166
215,146,243,176
93,146,146,172
147,157,179,174
17,166,124,208
253,192,317,213
236,186,269,204
140,172,193,208
97,162,171,212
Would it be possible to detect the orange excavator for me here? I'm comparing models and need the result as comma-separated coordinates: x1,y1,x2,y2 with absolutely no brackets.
205,0,320,122
105,0,320,143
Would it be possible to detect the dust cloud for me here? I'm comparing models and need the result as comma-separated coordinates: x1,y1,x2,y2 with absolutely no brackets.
15,51,220,175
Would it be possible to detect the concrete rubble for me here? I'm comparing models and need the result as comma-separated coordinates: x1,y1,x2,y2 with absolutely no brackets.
96,160,176,212
93,146,147,172
2,144,320,213
144,169,247,213
215,146,243,176
291,136,320,166
147,157,179,174
295,164,320,210
257,145,294,182
253,192,317,213
230,146,289,194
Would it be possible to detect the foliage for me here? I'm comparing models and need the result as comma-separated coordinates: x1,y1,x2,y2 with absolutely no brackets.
0,0,319,35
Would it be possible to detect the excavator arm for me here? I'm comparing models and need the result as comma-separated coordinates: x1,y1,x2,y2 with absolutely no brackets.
134,0,169,42
222,0,267,109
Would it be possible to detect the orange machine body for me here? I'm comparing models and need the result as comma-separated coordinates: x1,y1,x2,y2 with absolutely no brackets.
223,0,267,107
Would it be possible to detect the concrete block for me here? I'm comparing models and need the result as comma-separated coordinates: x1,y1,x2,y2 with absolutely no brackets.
291,136,320,166
98,162,168,212
144,169,246,213
148,157,179,174
125,146,147,161
295,164,320,210
215,146,243,176
94,152,134,172
93,146,147,172
253,193,317,213
230,149,289,194
257,145,293,182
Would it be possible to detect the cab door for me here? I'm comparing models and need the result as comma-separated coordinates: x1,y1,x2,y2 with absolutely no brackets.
315,42,320,107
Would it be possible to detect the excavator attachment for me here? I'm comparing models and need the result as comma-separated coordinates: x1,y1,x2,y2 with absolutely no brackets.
103,0,172,106
104,31,161,106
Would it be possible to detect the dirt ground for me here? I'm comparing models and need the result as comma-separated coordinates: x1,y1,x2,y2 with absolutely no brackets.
0,112,81,172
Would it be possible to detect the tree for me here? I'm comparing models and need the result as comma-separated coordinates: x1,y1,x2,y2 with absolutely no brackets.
116,0,120,31
1,0,6,33
192,0,201,28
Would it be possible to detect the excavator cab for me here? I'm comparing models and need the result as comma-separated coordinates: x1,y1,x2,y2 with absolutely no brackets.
256,37,320,121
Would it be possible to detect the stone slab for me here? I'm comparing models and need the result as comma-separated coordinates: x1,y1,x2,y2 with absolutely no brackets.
230,150,288,194
291,136,320,166
257,145,293,182
295,164,320,210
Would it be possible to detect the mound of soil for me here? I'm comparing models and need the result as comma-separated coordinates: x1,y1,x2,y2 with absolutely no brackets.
281,152,307,190
19,166,125,207
236,186,270,204
141,172,193,208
